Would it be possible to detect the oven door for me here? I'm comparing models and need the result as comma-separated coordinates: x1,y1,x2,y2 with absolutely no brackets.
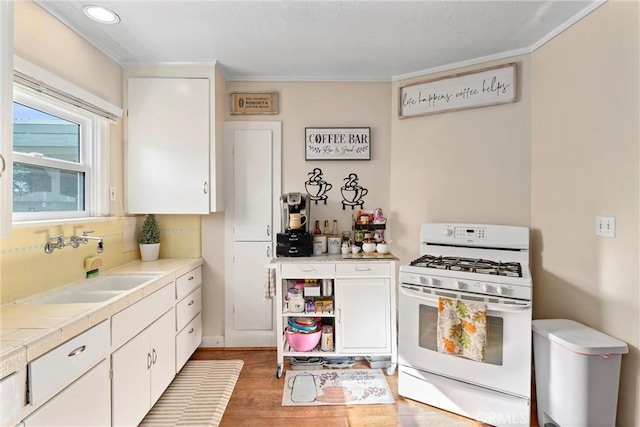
398,284,531,398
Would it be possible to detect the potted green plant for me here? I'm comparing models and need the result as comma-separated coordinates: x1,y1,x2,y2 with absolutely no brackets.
139,214,160,262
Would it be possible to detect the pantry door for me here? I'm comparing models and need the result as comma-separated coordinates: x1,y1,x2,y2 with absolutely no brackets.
224,122,281,347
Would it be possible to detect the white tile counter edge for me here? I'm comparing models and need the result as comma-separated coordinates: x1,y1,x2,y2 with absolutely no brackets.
271,253,399,263
0,258,203,378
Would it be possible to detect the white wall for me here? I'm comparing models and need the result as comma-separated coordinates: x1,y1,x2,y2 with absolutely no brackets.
200,80,392,342
531,2,639,425
390,56,532,264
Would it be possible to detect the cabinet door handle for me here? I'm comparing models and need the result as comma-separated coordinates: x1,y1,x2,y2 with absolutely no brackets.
0,154,5,178
188,300,194,306
203,181,208,194
152,349,157,364
337,308,342,324
300,267,316,272
267,246,271,257
188,328,195,334
356,266,371,271
67,345,86,357
188,276,194,281
147,353,152,369
266,225,271,237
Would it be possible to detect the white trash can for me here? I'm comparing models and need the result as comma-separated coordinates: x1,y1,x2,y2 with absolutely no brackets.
532,319,628,427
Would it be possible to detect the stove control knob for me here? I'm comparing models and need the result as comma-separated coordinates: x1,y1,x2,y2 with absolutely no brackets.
454,281,466,290
432,278,441,286
481,284,491,293
419,276,428,285
444,227,453,236
496,286,504,295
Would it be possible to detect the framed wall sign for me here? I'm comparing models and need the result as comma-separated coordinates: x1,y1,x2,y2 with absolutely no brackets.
230,92,278,115
305,127,370,160
398,63,516,118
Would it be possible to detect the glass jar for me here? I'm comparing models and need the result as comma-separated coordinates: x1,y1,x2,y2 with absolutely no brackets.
287,288,305,313
321,324,334,351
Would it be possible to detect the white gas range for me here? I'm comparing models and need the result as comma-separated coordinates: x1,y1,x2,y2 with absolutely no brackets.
398,223,532,427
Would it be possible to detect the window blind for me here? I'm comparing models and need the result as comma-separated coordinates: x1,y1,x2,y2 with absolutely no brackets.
14,70,119,122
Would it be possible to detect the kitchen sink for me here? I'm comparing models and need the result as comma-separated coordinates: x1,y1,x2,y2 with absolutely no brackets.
78,274,161,292
27,274,162,304
32,290,125,304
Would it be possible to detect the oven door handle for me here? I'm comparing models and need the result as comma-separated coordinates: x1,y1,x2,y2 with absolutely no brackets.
400,286,531,313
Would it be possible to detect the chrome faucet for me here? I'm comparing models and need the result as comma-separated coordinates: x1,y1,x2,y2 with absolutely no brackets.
44,235,65,254
70,231,104,253
45,231,104,254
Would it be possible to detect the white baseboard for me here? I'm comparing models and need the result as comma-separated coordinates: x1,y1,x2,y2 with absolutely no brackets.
200,335,225,348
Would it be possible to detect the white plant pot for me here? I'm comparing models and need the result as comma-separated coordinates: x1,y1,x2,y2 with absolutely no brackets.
139,243,160,262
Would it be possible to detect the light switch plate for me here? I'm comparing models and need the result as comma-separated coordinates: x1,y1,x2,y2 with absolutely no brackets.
596,216,615,238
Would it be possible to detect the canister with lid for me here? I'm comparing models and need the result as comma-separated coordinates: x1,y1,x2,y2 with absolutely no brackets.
287,288,305,313
321,324,334,351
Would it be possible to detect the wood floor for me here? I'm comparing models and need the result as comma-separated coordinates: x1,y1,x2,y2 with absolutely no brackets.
192,348,538,427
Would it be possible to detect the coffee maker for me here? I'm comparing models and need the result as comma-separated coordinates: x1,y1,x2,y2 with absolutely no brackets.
277,192,312,257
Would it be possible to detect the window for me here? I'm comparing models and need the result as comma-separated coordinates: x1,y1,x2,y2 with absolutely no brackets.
12,85,109,222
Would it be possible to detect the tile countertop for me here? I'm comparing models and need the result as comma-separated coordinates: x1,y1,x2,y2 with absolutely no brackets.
0,257,203,379
270,252,398,263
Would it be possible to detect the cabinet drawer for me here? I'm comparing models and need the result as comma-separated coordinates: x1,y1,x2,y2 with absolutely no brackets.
112,282,175,350
176,313,202,372
29,320,109,405
24,359,110,427
281,263,335,278
1,368,27,426
176,266,202,300
336,262,390,277
176,287,202,332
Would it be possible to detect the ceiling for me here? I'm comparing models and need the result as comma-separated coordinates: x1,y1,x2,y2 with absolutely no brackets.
35,0,602,81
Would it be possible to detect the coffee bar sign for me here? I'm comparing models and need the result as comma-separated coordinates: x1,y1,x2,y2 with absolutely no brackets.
399,63,516,118
305,127,370,160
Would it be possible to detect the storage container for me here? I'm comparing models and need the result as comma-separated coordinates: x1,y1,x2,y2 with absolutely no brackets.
532,319,628,427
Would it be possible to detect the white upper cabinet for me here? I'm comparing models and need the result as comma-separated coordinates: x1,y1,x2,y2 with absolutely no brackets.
126,77,210,214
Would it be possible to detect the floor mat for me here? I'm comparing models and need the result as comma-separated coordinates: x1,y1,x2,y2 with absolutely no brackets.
282,369,395,406
140,359,243,427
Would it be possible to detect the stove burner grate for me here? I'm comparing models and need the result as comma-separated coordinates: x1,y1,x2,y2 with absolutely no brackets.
409,255,523,277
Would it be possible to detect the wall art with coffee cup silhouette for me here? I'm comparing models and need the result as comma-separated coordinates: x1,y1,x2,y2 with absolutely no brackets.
305,167,332,205
341,173,368,210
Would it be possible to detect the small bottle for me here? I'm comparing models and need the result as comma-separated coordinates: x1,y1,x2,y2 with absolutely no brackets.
313,220,322,235
331,220,339,236
323,220,330,235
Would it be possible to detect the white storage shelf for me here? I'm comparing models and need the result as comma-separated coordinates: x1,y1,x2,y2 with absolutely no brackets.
274,259,397,379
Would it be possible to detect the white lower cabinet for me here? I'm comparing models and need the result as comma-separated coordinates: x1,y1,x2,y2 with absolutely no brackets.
335,278,391,354
175,266,203,373
112,308,176,427
0,368,26,426
29,320,110,406
6,262,203,427
275,259,397,378
23,359,110,427
176,312,202,372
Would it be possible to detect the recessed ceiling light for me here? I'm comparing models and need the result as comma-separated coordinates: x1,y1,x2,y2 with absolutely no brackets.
83,5,120,24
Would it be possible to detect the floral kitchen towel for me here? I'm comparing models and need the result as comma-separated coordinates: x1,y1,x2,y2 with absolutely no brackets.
437,297,487,362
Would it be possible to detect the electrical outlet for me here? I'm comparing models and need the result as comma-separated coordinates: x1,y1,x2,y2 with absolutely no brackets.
596,216,615,238
109,186,116,201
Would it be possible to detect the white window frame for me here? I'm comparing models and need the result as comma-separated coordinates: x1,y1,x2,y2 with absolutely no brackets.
12,85,109,222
